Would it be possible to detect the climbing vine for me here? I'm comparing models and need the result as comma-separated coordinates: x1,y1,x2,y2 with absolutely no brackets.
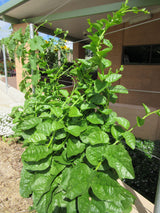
3,1,160,212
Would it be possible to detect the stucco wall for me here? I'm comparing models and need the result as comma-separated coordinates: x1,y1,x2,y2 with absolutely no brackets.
104,13,160,140
105,13,160,108
110,103,160,140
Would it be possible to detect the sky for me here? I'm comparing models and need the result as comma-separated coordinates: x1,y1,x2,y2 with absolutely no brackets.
0,20,12,39
0,0,10,6
0,1,12,38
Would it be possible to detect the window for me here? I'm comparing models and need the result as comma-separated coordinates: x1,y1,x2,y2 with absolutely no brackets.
122,44,160,65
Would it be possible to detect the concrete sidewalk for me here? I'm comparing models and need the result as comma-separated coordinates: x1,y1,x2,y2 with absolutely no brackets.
0,80,25,113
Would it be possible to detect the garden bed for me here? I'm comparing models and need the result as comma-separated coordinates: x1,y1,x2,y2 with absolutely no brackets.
0,138,33,213
0,137,156,213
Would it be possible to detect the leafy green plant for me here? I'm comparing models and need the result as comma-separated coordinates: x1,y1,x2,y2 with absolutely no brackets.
3,1,160,213
2,27,71,97
0,60,15,75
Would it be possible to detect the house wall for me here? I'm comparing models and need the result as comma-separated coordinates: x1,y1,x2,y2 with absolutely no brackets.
106,13,160,108
104,13,160,140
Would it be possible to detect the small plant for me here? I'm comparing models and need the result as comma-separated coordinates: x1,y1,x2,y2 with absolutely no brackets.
3,1,160,213
0,112,14,137
0,60,15,76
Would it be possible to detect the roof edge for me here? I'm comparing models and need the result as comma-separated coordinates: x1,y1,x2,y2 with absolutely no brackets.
0,0,29,15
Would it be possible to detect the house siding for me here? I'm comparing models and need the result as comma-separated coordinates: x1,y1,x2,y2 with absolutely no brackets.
106,12,160,108
102,13,160,140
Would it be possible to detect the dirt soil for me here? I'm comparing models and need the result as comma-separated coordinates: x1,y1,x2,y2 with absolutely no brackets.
0,138,33,213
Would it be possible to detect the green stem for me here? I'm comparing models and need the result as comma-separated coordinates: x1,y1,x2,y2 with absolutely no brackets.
143,109,160,120
47,132,55,148
95,161,102,171
113,140,119,145
129,109,160,133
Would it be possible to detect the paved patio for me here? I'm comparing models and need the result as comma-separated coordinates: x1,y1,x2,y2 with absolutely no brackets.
0,80,24,113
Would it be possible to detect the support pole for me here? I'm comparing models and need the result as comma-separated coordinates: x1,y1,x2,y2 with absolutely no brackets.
2,44,8,93
154,170,160,213
29,23,35,94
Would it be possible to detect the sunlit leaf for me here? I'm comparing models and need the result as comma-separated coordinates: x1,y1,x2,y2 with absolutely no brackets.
80,126,109,145
69,106,83,117
123,131,136,149
104,144,135,179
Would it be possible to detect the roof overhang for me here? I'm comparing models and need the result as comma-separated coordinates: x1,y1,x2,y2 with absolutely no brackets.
1,0,160,41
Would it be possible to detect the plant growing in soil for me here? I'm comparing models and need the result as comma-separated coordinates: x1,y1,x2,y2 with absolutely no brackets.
3,1,160,212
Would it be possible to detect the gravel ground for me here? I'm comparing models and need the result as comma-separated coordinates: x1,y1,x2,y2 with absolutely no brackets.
0,138,33,213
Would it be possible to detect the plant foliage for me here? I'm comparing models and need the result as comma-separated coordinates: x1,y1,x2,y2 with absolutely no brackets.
3,1,160,213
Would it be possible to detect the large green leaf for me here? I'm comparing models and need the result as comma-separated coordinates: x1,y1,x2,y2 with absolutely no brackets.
59,89,69,97
19,117,41,130
87,113,104,125
55,129,66,140
52,120,64,131
22,145,53,162
115,117,130,130
90,94,106,105
91,172,125,201
99,108,112,115
80,126,109,145
47,191,68,212
123,131,136,149
36,121,52,136
52,142,64,151
104,200,124,213
105,73,122,83
104,144,135,179
104,188,135,213
66,200,77,213
50,160,65,177
20,167,34,198
86,145,105,166
110,85,128,94
22,155,52,171
52,107,63,117
67,138,85,158
119,187,135,213
104,185,135,213
54,150,71,165
67,125,86,137
69,106,83,117
29,35,44,52
97,47,112,57
48,191,77,212
65,163,91,199
103,39,113,48
101,58,112,68
80,102,96,111
111,125,125,140
27,132,47,143
78,192,106,213
34,182,57,213
94,79,108,93
61,167,72,191
39,112,51,119
32,174,55,206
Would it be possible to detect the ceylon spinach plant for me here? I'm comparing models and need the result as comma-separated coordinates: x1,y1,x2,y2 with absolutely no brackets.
3,1,160,212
